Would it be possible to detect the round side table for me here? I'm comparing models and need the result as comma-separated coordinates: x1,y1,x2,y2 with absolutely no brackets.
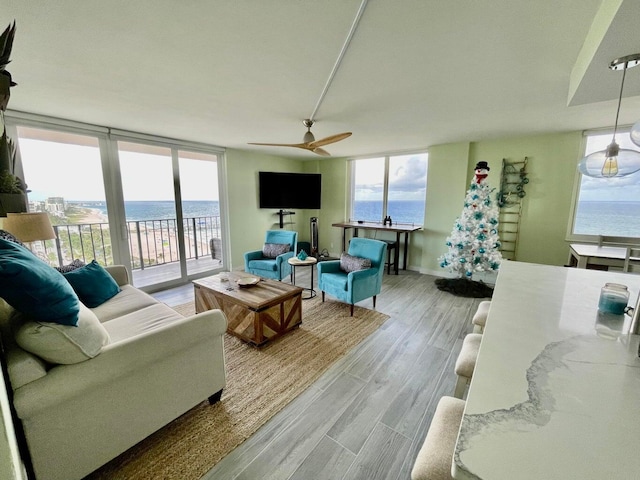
288,256,318,299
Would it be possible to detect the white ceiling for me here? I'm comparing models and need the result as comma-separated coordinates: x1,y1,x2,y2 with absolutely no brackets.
3,0,640,159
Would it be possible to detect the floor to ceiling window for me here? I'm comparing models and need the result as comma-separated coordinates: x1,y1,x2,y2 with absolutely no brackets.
16,126,113,266
118,141,181,287
571,129,640,240
350,152,428,226
8,115,227,290
178,150,222,277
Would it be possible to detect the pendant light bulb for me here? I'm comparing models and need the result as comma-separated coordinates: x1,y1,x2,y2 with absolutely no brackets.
601,141,619,177
578,53,640,178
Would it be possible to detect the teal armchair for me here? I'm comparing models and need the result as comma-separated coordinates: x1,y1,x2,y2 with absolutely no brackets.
317,238,387,316
244,230,297,281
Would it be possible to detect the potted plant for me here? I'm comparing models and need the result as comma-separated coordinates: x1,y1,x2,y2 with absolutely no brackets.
0,21,27,216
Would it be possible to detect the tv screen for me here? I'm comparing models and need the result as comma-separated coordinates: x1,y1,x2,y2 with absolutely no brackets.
259,172,321,209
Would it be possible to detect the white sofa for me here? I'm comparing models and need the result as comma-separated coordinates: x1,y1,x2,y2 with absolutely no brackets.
0,265,227,480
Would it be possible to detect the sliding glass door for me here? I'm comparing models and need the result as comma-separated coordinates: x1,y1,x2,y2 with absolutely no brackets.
16,126,114,266
178,150,223,277
117,141,181,287
9,116,227,290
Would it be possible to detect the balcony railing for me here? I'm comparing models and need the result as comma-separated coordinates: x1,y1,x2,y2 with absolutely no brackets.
40,215,222,270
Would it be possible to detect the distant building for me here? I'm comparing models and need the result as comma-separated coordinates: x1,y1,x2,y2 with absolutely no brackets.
45,197,65,217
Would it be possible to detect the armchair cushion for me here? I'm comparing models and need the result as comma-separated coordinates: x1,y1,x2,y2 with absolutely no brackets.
63,260,121,308
250,258,279,271
15,302,110,364
340,252,372,273
263,243,291,259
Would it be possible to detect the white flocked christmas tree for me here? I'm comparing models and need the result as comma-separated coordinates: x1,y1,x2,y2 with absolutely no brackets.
439,161,502,278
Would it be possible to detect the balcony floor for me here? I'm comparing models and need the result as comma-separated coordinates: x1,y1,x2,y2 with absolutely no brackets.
133,256,224,289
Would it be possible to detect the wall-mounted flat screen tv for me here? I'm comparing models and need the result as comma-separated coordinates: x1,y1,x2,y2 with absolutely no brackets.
259,171,321,209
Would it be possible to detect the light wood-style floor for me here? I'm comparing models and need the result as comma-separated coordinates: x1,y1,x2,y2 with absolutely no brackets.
152,269,485,480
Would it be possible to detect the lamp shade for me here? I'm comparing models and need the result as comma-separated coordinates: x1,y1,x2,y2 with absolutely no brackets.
578,147,640,178
631,120,640,147
3,212,56,242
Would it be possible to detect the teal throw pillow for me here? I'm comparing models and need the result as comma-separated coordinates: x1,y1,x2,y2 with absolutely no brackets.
0,238,80,326
63,260,121,308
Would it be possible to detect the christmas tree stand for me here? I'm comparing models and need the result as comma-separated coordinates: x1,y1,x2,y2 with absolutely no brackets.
434,277,494,298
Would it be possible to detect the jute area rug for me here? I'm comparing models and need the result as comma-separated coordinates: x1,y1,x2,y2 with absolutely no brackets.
88,297,389,480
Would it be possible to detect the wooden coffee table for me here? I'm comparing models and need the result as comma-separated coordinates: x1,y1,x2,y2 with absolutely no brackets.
193,271,303,347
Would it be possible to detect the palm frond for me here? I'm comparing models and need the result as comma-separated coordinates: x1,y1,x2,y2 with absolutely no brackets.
0,21,16,71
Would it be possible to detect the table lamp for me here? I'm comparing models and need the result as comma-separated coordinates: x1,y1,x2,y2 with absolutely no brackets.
3,212,56,252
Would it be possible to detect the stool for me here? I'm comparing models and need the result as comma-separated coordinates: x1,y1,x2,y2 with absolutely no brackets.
382,239,397,274
453,333,482,399
411,396,466,480
472,300,491,333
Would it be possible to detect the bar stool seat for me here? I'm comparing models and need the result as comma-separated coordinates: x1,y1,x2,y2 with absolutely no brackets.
381,239,397,274
453,333,482,399
411,396,466,480
472,300,491,333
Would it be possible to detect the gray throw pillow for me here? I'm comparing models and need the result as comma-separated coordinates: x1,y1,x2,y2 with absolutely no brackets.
340,252,372,273
263,243,290,258
54,259,86,274
0,229,25,247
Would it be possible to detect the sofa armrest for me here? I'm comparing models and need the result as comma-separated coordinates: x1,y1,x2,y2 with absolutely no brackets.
103,265,130,286
12,309,227,418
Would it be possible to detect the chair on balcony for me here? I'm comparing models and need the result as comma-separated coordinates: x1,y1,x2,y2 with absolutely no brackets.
244,230,297,281
317,237,386,316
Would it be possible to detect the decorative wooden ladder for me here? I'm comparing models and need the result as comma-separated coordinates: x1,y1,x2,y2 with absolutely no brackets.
497,157,529,260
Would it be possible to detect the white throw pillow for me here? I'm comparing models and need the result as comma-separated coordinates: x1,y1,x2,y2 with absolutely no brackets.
15,302,110,364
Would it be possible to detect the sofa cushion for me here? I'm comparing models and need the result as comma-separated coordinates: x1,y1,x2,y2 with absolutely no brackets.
91,284,158,322
63,260,121,308
0,238,80,326
103,303,184,343
263,243,290,258
340,252,372,273
15,302,110,364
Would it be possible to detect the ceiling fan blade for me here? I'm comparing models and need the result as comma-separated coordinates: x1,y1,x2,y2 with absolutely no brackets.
309,132,352,148
248,142,306,148
312,147,331,156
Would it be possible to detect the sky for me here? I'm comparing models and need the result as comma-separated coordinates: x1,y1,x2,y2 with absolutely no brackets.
354,153,428,201
19,139,219,202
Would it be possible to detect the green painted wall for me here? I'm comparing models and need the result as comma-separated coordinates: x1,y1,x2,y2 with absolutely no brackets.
468,132,583,266
225,149,306,269
420,142,471,272
225,130,584,274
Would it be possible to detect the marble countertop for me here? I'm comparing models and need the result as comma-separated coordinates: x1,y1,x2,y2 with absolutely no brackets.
453,261,640,480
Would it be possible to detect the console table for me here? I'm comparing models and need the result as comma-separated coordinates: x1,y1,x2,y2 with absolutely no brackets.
453,261,640,479
567,243,629,269
332,221,420,274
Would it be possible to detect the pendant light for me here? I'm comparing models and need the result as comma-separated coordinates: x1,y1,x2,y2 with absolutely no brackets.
578,54,640,178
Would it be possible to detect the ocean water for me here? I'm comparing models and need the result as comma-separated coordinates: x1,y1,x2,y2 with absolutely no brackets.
574,201,640,236
73,200,220,221
353,200,424,225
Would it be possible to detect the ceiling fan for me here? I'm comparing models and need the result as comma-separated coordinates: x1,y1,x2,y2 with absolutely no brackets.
248,119,352,156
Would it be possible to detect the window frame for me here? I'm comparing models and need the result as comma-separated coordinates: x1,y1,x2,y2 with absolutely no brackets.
348,150,428,227
5,111,230,291
567,126,640,243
